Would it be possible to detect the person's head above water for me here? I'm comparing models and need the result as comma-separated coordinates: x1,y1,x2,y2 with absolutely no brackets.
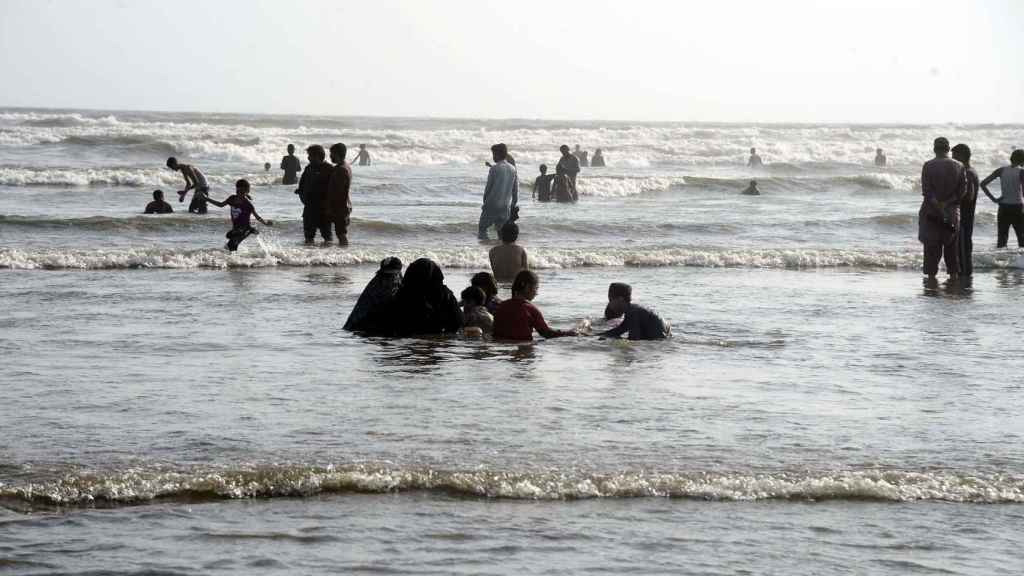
152,189,164,200
165,157,179,170
379,256,403,275
876,148,883,154
307,144,325,164
750,179,758,186
236,179,251,196
330,142,347,163
263,162,271,171
750,147,757,155
595,148,603,155
471,271,499,298
491,143,508,162
952,144,972,166
1010,149,1024,166
287,144,295,154
499,221,519,244
359,144,367,150
605,282,633,319
400,258,445,295
460,286,486,308
933,137,950,155
539,164,548,174
511,269,539,300
560,144,570,155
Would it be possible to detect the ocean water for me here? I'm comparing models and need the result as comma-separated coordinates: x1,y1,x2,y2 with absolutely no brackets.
1,108,1023,575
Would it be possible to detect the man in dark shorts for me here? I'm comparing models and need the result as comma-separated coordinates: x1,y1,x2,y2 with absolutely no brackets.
166,157,209,214
144,189,173,214
280,144,302,185
295,145,334,244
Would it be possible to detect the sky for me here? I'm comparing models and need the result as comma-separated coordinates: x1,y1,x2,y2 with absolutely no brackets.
1,0,1021,123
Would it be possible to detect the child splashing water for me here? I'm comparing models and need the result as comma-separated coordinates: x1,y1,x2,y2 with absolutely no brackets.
205,179,273,251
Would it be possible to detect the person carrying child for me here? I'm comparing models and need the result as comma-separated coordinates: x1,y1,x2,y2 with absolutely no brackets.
205,179,273,251
492,270,577,341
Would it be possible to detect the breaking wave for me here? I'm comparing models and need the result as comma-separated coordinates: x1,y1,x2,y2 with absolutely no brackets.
3,464,1022,507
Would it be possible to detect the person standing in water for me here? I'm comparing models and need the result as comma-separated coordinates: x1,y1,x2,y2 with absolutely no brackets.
918,137,966,281
327,143,353,245
747,148,763,168
874,148,887,167
533,164,554,202
166,157,209,214
478,143,519,240
557,145,581,188
574,145,589,167
741,180,761,195
979,149,1024,248
353,144,371,166
591,148,606,167
144,190,173,214
205,179,273,251
489,222,528,282
952,144,978,277
295,144,334,244
280,144,302,185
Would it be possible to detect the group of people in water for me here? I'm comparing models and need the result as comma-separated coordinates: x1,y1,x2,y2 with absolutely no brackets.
918,138,1024,281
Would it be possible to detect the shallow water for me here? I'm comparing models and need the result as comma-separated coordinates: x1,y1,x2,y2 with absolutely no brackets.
1,109,1023,574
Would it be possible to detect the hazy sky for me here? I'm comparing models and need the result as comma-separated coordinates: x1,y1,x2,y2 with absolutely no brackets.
1,0,1021,123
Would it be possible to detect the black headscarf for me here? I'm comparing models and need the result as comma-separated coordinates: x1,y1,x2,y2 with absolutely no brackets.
344,257,403,332
386,258,463,337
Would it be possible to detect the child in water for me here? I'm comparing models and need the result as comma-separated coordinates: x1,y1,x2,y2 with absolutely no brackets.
205,179,273,251
470,271,502,313
461,286,494,336
492,270,577,341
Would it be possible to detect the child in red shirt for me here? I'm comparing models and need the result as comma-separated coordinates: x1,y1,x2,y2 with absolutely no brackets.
492,270,577,341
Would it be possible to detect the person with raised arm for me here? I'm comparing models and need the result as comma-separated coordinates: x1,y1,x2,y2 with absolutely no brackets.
205,179,273,251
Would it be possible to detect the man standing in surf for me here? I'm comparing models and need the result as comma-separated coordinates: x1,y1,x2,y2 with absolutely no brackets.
478,143,519,240
326,143,353,246
166,157,210,214
918,137,966,282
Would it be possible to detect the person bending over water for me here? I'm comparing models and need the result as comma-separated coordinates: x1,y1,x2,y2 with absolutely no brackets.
979,149,1024,248
952,144,978,277
591,148,606,167
461,286,494,335
471,271,502,313
747,147,764,168
354,144,371,166
489,222,528,282
493,270,577,341
205,179,273,251
280,144,302,185
166,157,209,214
741,180,761,195
918,137,966,281
144,189,173,214
344,257,403,332
599,283,671,340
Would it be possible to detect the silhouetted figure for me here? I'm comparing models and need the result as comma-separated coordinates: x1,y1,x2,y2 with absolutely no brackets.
574,144,589,167
599,283,671,340
952,144,978,277
551,165,578,203
460,286,494,334
344,257,403,332
533,164,554,202
557,144,581,187
281,144,301,185
741,180,761,195
354,144,371,166
979,149,1024,248
375,258,463,337
295,145,334,244
479,143,519,240
747,147,763,168
489,222,528,282
205,179,273,251
874,148,887,167
327,143,353,245
144,189,173,214
591,148,606,167
471,271,502,313
919,137,966,280
166,157,209,214
492,270,576,341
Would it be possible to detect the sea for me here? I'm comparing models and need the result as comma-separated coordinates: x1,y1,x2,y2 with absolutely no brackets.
1,108,1023,575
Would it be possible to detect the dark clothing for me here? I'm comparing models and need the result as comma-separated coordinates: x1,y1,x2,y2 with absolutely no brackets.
296,161,334,242
327,163,353,242
225,194,255,228
225,225,256,252
557,153,581,187
493,298,553,341
591,153,605,167
575,150,589,167
600,304,671,340
534,174,554,202
371,258,462,337
281,154,301,185
958,168,979,276
918,156,965,275
552,174,578,203
997,203,1024,248
188,192,208,214
144,200,173,214
344,258,403,332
